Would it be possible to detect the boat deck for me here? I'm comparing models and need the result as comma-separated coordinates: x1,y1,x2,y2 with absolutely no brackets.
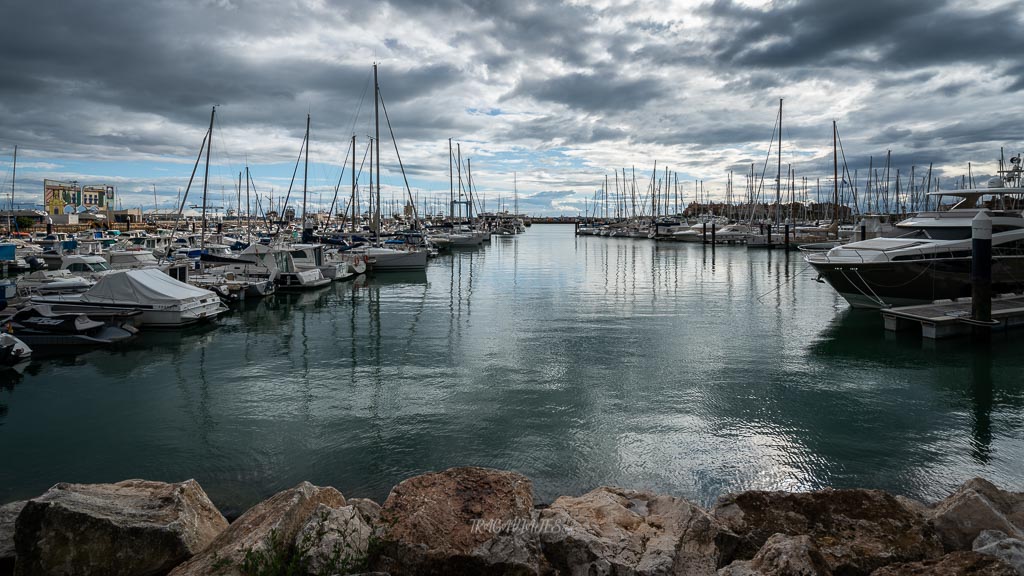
882,294,1024,339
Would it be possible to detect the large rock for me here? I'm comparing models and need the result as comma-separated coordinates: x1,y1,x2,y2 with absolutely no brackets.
931,478,1024,552
869,551,1018,575
713,488,942,576
169,481,345,576
974,530,1024,576
295,504,372,575
539,486,735,575
718,533,832,576
1,501,27,573
371,466,540,575
13,479,227,576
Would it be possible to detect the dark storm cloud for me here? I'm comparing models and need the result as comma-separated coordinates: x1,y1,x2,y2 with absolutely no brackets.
701,0,1024,72
507,72,666,113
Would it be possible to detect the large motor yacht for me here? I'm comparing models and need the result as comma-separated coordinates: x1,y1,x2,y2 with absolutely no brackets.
805,160,1024,309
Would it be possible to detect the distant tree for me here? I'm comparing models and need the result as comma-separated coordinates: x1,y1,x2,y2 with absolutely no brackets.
15,216,35,230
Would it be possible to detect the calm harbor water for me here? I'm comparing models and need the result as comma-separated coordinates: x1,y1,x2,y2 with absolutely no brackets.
2,224,1022,513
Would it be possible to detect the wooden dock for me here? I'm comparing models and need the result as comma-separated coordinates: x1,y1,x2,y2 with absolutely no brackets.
882,294,1024,339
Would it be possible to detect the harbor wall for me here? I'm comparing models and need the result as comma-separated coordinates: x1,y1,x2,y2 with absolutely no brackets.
2,468,1023,575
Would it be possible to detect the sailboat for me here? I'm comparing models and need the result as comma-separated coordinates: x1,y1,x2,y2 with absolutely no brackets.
349,64,428,272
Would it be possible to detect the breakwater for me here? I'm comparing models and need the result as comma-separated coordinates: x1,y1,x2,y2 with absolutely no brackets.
2,467,1023,575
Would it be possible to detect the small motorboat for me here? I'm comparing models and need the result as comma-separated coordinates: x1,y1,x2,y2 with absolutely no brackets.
0,332,32,366
3,304,138,348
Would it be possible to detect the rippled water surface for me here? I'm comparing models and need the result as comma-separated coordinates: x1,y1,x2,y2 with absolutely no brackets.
2,224,1022,512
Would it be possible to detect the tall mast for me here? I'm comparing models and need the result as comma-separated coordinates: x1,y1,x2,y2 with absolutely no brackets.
302,113,310,227
457,143,463,220
201,105,215,250
374,63,381,244
351,135,357,233
449,138,454,221
833,120,839,226
650,161,657,226
245,166,251,245
9,145,15,232
514,172,519,215
774,97,782,223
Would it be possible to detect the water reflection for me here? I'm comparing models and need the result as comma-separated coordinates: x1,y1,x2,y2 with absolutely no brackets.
1,225,1022,511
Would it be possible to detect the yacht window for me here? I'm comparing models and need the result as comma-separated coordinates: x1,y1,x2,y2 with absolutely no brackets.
897,227,972,240
68,263,88,272
89,261,112,271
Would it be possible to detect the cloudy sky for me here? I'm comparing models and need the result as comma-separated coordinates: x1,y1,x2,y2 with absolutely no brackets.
1,0,1022,216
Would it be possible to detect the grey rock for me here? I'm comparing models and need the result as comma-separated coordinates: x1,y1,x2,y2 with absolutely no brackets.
719,533,832,576
348,498,382,527
931,478,1024,552
973,530,1024,576
296,504,372,575
870,550,1018,575
13,479,227,576
1,501,27,572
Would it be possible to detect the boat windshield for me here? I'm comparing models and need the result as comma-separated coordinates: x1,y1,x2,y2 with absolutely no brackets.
896,227,972,240
88,261,112,272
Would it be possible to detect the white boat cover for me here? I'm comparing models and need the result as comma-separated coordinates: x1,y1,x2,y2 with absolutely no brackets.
81,269,215,305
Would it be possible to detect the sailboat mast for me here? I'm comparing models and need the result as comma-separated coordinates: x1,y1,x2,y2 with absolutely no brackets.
351,135,357,233
833,121,839,226
457,143,463,220
302,113,310,227
775,98,782,224
449,138,454,221
201,105,215,250
514,172,518,215
9,145,15,233
245,166,251,245
374,63,381,243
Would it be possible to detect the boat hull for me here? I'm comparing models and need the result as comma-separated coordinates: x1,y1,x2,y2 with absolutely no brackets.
808,256,1024,309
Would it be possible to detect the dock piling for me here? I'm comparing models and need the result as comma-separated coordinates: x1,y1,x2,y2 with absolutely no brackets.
972,211,993,324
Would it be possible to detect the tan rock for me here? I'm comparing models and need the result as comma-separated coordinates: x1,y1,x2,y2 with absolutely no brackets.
713,488,942,575
13,479,227,576
372,466,540,575
539,486,736,576
168,481,344,576
869,550,1017,575
931,478,1024,552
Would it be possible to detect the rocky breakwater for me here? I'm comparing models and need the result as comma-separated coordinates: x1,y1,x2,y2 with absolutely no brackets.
1,469,1023,576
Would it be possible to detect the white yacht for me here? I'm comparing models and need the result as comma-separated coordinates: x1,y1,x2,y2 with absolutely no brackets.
805,170,1024,308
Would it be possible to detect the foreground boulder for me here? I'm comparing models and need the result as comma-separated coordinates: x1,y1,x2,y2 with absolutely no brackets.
718,533,832,576
13,479,226,576
169,481,344,576
713,488,942,575
869,551,1017,575
1,501,27,572
539,486,735,575
930,478,1024,552
371,466,540,575
295,504,372,575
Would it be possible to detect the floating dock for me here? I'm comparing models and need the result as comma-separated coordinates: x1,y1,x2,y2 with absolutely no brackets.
882,294,1024,339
